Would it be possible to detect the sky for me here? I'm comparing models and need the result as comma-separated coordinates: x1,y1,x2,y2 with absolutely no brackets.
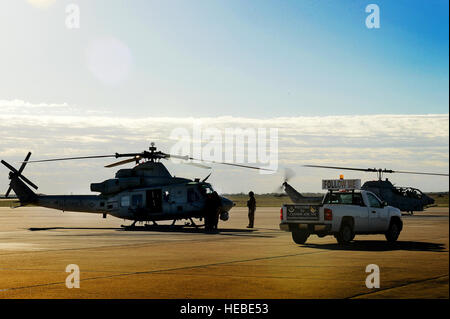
0,0,448,194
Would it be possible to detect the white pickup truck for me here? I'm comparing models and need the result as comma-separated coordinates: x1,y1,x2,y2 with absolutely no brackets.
279,189,403,244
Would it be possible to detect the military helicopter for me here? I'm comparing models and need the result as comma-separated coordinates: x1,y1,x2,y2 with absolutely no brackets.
283,164,448,214
1,144,270,229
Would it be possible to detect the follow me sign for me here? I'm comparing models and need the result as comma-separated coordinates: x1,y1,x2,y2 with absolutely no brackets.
322,179,361,190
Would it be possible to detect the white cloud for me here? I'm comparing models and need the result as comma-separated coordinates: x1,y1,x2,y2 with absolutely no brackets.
0,99,68,108
0,103,448,193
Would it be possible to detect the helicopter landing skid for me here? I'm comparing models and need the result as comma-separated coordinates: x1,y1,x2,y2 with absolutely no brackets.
120,219,204,231
184,218,199,229
121,220,138,229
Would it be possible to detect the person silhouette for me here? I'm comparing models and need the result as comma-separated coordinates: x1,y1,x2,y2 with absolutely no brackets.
247,191,256,228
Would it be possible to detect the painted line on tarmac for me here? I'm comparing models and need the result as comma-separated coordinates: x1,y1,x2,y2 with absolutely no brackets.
346,274,449,299
0,249,328,292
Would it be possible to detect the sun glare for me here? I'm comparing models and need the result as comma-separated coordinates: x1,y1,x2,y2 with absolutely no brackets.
27,0,56,8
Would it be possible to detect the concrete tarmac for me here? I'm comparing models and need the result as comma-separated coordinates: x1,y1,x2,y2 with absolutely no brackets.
0,206,448,299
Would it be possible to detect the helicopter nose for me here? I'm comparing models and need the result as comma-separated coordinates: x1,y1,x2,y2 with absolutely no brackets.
221,197,235,212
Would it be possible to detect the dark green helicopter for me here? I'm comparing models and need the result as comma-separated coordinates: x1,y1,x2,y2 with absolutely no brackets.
299,165,449,214
1,144,270,228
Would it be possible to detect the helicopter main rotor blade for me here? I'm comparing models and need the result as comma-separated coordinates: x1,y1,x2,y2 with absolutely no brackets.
303,164,377,172
167,154,211,169
105,157,141,168
21,154,118,164
191,157,274,171
304,164,448,177
168,154,274,171
167,154,189,160
392,170,449,177
185,162,211,169
114,153,145,158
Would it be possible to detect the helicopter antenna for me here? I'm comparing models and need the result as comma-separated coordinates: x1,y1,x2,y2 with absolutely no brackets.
202,172,212,182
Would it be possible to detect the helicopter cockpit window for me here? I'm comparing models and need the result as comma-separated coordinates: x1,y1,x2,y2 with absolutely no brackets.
199,184,214,196
121,196,130,207
367,193,382,208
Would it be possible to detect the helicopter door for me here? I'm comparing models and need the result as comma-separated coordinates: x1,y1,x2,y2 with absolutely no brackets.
187,188,202,211
146,189,162,213
167,187,186,214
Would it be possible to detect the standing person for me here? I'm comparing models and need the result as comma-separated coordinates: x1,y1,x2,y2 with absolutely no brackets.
247,191,256,228
203,193,213,232
211,191,222,231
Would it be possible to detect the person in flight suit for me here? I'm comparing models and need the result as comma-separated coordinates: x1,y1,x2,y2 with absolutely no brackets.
247,191,256,228
204,192,222,232
211,191,222,231
203,193,214,232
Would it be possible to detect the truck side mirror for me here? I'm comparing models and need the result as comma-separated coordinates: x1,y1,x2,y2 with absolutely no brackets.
382,201,388,207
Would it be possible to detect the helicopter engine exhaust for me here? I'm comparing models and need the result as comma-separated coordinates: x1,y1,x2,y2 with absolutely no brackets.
90,177,143,195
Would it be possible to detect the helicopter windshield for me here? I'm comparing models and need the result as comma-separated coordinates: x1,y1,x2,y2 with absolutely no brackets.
199,183,214,196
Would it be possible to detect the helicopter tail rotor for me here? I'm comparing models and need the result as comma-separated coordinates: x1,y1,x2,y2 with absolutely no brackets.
1,152,38,203
276,167,296,192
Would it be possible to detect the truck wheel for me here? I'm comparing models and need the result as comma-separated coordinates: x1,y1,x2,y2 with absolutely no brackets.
385,221,400,242
292,230,309,244
335,223,354,244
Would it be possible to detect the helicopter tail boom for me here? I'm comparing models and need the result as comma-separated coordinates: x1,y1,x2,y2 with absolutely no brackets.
283,181,322,204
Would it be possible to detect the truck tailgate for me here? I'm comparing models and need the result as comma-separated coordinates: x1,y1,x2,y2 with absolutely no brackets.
284,204,322,221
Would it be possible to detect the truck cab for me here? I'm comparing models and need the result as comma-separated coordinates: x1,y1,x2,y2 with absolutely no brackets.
279,179,403,245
